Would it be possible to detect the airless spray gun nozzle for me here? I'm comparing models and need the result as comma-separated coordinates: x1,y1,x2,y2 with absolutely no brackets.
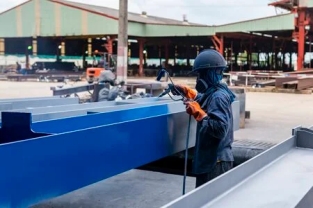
158,84,174,98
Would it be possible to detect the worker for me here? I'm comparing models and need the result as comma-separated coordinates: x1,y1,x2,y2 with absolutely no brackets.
171,49,236,188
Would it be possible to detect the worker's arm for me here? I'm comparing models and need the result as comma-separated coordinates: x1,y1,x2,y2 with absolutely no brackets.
199,96,229,139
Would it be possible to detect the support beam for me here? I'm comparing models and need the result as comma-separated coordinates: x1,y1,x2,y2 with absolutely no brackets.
104,38,113,54
104,37,113,67
212,35,224,55
87,38,92,57
60,41,65,56
0,39,4,55
117,0,128,82
32,38,37,56
138,39,144,76
293,8,310,71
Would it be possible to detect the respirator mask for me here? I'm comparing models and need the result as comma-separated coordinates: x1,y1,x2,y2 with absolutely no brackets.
195,68,224,93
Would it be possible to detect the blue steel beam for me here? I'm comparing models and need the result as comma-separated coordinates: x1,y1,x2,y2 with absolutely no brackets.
0,109,197,208
31,102,183,133
31,100,239,133
0,100,240,207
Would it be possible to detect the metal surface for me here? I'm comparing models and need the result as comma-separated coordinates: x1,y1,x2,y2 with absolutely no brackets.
0,97,240,208
230,87,245,128
2,98,240,131
162,126,313,208
0,106,197,207
0,97,79,112
28,99,239,133
51,84,95,96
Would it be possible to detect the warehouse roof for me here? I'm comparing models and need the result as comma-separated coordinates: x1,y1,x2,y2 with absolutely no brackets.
0,0,296,38
51,0,206,26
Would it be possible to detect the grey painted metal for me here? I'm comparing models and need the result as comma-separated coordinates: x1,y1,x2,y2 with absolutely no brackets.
1,97,240,133
38,99,238,132
30,101,180,122
5,100,119,114
116,97,239,131
162,126,313,208
0,97,79,111
0,103,12,111
231,100,240,131
0,96,60,102
295,186,313,208
51,84,95,96
24,98,239,132
230,87,246,128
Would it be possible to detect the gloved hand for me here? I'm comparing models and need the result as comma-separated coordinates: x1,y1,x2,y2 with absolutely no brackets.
171,85,197,100
184,100,207,122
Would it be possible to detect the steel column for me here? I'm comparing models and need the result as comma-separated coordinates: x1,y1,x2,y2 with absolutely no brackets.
138,39,144,76
212,35,224,55
117,0,128,81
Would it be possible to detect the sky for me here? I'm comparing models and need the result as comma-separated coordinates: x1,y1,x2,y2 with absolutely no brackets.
0,0,289,25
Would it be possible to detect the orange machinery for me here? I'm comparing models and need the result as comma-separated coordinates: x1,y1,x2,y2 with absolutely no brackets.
86,51,116,83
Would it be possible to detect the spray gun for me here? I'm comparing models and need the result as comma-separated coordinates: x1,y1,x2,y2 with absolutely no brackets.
155,68,192,196
158,84,174,98
156,69,186,101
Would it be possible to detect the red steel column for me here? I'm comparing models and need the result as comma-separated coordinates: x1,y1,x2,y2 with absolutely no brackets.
297,9,306,71
212,35,224,55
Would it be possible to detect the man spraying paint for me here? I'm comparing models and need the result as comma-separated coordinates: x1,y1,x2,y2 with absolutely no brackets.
171,49,236,188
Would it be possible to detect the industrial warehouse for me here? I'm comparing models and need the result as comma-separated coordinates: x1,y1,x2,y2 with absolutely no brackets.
1,0,313,208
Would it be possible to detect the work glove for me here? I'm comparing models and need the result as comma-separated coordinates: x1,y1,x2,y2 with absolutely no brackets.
184,100,207,122
171,85,197,100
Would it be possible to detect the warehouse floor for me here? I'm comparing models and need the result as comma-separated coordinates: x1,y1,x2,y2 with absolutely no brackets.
1,79,313,207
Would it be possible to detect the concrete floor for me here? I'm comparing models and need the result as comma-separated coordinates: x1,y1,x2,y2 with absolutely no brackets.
32,170,196,208
1,79,313,207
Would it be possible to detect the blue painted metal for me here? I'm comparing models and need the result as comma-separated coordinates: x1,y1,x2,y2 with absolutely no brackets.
0,112,50,144
0,109,195,208
0,99,241,208
31,103,175,133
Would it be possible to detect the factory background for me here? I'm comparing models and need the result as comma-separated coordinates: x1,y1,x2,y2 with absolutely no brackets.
0,0,312,75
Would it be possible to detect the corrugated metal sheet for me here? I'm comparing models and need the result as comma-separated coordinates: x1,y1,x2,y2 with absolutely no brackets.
51,0,205,26
0,0,297,38
214,13,294,33
144,25,214,37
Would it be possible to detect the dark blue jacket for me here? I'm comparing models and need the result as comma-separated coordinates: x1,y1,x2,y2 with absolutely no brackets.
192,89,234,174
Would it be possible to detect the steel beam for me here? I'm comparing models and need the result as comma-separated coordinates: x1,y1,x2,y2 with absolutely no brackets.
0,98,240,207
0,97,79,111
162,126,313,208
3,98,239,132
31,101,187,133
0,105,196,208
51,84,95,96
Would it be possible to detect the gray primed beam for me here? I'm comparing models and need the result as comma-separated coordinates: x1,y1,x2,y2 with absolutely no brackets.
32,100,239,132
0,96,61,102
162,127,313,208
31,101,180,122
5,101,119,114
0,97,79,111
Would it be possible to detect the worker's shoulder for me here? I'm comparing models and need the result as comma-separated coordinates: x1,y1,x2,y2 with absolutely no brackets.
210,89,231,104
211,89,228,99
